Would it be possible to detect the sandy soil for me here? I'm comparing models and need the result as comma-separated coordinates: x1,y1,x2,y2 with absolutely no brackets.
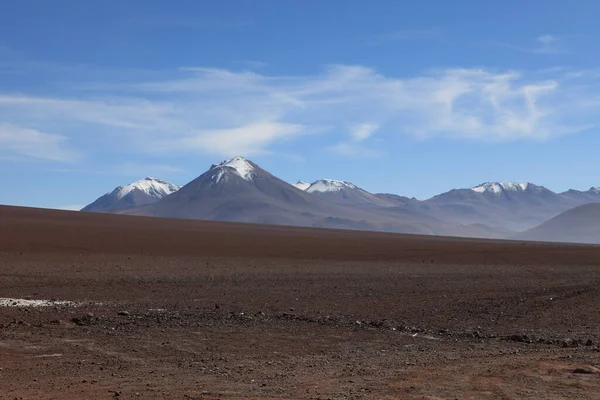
1,205,599,399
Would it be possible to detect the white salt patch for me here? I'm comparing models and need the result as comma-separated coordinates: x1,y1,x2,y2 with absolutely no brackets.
0,298,76,308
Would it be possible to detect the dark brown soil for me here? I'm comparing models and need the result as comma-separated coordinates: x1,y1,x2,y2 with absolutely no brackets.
1,205,599,399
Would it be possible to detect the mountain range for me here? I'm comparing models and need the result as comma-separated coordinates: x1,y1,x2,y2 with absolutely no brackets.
82,177,181,213
80,156,600,243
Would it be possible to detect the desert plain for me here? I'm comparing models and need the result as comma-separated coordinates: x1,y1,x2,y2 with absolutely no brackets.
0,205,599,399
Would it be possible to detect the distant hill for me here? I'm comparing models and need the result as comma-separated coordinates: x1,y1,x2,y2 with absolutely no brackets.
117,157,507,238
82,177,181,213
79,156,600,239
513,203,600,244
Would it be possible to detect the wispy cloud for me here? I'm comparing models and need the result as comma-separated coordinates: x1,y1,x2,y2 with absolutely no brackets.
163,121,306,157
536,35,561,54
330,123,380,158
368,29,441,46
0,123,80,162
232,60,269,69
0,63,597,164
489,34,571,55
349,123,379,142
329,142,382,158
49,163,185,177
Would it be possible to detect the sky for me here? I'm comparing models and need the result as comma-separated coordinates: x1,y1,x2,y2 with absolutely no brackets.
2,0,600,210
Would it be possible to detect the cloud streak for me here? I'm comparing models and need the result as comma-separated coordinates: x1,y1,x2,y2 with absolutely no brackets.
489,34,571,55
368,29,441,46
0,123,80,162
165,121,306,157
350,123,379,142
0,64,597,164
330,123,380,158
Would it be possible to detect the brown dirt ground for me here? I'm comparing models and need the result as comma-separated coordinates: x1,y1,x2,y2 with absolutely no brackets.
1,205,599,399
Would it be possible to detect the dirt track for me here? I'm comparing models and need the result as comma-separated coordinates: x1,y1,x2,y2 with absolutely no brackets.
1,205,599,399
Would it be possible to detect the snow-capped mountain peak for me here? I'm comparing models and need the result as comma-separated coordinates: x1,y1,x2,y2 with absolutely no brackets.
293,181,311,191
590,187,600,193
306,179,358,193
471,182,539,194
210,156,255,183
112,177,181,200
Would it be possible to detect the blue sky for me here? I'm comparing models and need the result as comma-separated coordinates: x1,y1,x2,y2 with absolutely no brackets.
2,0,600,209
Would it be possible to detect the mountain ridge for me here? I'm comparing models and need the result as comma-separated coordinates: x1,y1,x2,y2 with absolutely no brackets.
80,157,600,239
81,177,181,213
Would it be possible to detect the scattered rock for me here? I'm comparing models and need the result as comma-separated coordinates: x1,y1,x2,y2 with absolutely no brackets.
117,311,130,316
72,314,98,326
561,339,578,348
508,334,532,343
573,368,593,374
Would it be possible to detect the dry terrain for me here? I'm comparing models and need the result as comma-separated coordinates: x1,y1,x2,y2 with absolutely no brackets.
1,205,599,399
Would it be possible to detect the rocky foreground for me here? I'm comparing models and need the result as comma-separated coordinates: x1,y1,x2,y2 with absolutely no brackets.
0,205,599,399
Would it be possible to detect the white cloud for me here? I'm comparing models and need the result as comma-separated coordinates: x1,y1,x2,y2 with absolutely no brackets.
350,123,379,142
368,29,441,46
489,34,570,55
48,163,185,177
0,95,184,131
166,121,305,157
331,123,380,158
0,123,80,162
0,64,596,164
536,35,561,54
232,60,269,69
329,142,382,158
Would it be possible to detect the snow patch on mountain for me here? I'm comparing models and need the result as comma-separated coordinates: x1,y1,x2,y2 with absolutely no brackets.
211,156,255,182
293,181,311,191
307,179,358,193
112,177,180,200
472,182,537,194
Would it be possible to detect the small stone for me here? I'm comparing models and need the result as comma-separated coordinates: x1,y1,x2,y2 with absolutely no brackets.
573,368,593,374
561,339,576,348
117,311,130,316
